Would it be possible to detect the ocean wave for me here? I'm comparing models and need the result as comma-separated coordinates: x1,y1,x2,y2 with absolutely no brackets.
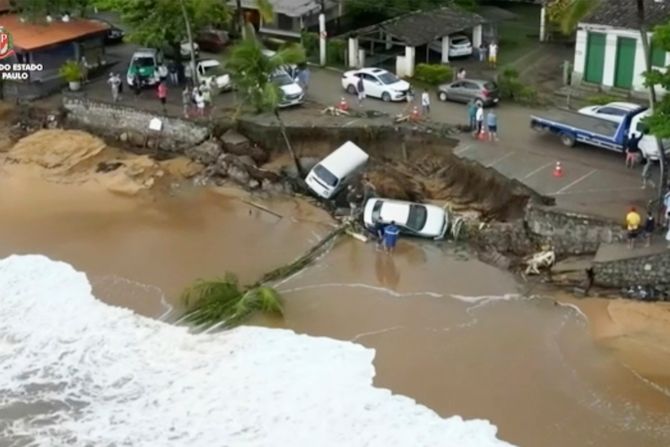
0,255,515,447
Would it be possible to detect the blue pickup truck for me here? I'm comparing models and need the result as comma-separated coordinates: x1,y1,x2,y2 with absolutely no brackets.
529,107,666,160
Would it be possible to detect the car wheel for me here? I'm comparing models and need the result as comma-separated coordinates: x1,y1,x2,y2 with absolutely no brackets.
346,84,356,95
382,92,391,102
438,91,448,102
560,132,576,147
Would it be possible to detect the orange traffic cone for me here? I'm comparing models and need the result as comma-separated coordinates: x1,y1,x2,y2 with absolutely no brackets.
478,130,486,141
553,161,563,177
338,97,349,111
410,106,420,122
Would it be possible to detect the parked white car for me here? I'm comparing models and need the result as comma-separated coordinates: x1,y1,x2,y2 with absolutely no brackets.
363,198,449,239
271,70,304,108
196,59,231,93
126,48,161,87
578,101,643,123
341,67,411,102
429,34,473,58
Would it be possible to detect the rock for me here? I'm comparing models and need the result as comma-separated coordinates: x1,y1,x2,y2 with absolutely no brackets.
237,155,256,168
282,157,318,179
186,140,222,165
127,131,147,148
248,144,269,164
96,161,124,173
247,179,260,189
261,178,287,195
221,129,250,152
227,165,250,185
119,132,129,143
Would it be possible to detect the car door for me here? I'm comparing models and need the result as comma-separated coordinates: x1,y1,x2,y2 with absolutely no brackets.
462,81,480,102
448,81,465,101
364,73,382,98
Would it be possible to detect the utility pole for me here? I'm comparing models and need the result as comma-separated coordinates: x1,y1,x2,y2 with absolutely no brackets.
179,0,198,89
637,0,666,220
319,0,326,66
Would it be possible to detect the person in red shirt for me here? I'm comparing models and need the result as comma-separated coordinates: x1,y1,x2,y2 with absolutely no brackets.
157,81,168,114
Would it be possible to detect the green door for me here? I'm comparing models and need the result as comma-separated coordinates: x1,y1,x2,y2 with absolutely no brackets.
584,32,606,84
614,37,636,89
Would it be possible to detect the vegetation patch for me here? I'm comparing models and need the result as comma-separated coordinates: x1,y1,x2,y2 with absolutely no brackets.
413,63,453,86
497,67,540,106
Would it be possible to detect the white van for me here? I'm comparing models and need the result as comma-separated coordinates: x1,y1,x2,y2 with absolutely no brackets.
305,141,369,199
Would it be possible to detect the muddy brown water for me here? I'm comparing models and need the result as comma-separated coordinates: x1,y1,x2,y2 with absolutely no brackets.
1,166,670,447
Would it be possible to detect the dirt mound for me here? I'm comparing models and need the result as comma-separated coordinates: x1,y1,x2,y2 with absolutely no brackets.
366,153,548,220
3,129,203,196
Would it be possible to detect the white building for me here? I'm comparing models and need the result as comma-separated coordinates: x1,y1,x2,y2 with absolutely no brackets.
568,0,670,94
233,0,341,38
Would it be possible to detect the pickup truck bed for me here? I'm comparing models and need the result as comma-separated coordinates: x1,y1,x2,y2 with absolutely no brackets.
531,109,619,137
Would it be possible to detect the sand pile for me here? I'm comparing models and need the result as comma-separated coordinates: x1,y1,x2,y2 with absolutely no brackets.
3,129,202,195
366,154,540,219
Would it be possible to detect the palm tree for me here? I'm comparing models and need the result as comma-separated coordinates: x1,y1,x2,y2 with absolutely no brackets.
225,25,307,177
552,0,599,35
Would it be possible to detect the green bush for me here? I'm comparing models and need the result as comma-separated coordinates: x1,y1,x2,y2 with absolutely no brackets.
413,63,454,86
326,38,346,66
301,31,319,58
585,93,619,105
497,67,539,105
59,60,82,82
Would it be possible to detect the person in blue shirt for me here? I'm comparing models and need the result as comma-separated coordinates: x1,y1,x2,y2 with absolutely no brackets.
467,100,477,131
383,221,400,253
486,110,498,142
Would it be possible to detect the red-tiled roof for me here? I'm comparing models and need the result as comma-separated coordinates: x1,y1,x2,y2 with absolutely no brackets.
0,14,109,51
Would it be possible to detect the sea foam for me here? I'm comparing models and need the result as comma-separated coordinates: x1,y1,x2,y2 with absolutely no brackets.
0,255,515,446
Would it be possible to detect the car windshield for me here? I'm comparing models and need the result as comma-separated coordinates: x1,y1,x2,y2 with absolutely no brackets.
134,57,155,67
378,72,399,85
272,73,294,86
203,64,225,76
452,37,469,45
313,164,338,187
406,205,428,231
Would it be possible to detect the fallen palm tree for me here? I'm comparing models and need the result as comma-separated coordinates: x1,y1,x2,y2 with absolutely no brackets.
181,222,351,329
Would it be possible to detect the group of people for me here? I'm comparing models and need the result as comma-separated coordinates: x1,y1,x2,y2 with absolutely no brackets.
625,189,670,248
374,221,401,253
182,83,212,117
476,41,499,67
467,99,498,141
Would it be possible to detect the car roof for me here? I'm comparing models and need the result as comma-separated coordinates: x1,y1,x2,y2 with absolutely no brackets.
199,59,220,67
379,201,411,224
451,34,469,40
133,48,157,56
359,67,387,75
318,141,368,178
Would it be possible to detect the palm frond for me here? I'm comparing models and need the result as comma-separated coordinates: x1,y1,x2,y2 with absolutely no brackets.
256,0,274,23
560,0,599,35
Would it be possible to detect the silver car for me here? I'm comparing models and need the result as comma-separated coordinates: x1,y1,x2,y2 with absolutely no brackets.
437,79,500,107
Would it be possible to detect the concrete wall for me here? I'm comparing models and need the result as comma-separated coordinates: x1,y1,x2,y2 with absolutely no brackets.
525,205,626,255
594,251,670,288
62,94,210,151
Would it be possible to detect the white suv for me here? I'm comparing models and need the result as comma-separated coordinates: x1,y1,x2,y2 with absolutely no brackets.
341,67,411,102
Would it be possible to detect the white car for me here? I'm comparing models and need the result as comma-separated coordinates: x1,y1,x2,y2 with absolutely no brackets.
429,34,473,58
196,59,231,93
341,67,411,102
578,101,643,123
271,70,304,108
363,198,449,239
126,48,161,87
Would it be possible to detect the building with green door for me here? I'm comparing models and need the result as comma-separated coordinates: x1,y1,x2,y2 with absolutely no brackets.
570,0,670,95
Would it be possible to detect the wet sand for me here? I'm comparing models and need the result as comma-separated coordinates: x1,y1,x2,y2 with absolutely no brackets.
1,136,670,446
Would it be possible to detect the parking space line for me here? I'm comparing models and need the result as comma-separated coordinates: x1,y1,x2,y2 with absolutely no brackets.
523,162,553,179
486,151,515,167
554,186,643,196
552,169,597,195
454,145,473,155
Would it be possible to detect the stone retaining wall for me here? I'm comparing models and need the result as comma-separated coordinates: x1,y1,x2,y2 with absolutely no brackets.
593,252,670,288
62,94,210,151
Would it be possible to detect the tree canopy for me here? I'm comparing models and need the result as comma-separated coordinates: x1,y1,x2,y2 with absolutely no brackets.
345,0,477,22
644,23,670,138
99,0,229,48
11,0,93,20
546,0,599,35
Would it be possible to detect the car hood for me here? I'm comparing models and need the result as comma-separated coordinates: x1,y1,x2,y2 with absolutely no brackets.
279,82,303,96
387,80,410,91
213,74,230,87
422,205,448,237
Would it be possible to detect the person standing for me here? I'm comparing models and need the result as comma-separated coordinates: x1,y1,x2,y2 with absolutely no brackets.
200,81,212,114
168,60,179,85
488,41,498,68
132,71,142,99
421,90,430,115
486,110,498,141
663,189,670,227
467,99,477,132
297,64,310,92
625,133,641,168
157,81,168,114
107,72,121,102
479,43,487,63
474,103,484,137
194,88,205,117
157,63,168,82
644,210,655,247
80,56,89,83
625,207,641,249
641,157,655,189
356,76,365,105
456,68,466,80
383,221,400,253
181,86,191,118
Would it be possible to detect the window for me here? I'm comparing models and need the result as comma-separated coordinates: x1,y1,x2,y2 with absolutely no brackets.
406,205,428,232
276,13,295,31
378,72,399,85
463,81,479,90
312,164,338,187
598,107,626,116
651,44,666,68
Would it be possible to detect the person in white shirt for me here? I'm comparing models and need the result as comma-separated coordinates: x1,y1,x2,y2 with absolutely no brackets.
421,90,430,115
488,42,498,67
475,103,484,136
456,68,466,80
